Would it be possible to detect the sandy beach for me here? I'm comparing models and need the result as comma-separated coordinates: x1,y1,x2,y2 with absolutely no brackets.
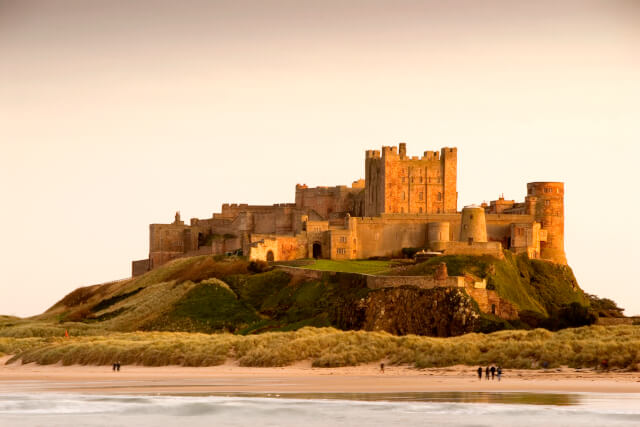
2,356,640,395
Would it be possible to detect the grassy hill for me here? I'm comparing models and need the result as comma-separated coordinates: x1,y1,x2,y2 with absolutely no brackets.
1,253,632,369
0,252,598,339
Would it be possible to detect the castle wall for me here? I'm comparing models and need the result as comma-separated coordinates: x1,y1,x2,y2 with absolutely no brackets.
355,214,460,258
486,213,535,248
427,222,450,243
351,213,536,259
329,228,357,260
437,241,504,259
148,223,198,268
248,234,307,262
131,259,150,277
366,274,465,290
134,146,567,274
295,180,365,219
364,149,385,217
510,222,544,259
465,285,519,319
275,265,465,290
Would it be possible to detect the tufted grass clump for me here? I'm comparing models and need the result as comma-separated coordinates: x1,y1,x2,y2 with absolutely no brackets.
1,325,640,370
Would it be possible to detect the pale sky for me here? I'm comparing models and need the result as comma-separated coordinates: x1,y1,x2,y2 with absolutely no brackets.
1,0,639,317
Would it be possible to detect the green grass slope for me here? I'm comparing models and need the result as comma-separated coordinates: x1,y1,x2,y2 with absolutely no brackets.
27,256,372,335
398,252,588,316
7,251,593,338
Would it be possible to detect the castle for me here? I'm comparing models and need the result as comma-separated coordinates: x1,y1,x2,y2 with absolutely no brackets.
131,144,566,276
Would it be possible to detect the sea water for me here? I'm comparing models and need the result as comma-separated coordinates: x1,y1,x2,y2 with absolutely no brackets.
1,392,640,426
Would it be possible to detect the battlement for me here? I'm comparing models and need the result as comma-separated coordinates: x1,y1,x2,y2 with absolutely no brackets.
423,150,440,160
364,143,458,217
381,145,399,157
135,143,567,275
372,144,457,163
527,181,564,196
222,203,250,209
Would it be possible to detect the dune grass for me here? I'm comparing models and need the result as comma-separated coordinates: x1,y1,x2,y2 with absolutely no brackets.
2,325,639,370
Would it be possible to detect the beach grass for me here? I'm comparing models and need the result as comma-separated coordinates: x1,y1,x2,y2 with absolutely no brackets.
2,325,639,370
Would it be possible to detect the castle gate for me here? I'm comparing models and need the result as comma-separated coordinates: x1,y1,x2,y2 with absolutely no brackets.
266,250,275,262
312,242,322,259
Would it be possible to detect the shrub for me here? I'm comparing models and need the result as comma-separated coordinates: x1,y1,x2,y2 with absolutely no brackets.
248,260,270,273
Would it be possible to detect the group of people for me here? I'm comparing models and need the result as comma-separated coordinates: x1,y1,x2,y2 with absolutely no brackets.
477,366,501,381
112,361,122,372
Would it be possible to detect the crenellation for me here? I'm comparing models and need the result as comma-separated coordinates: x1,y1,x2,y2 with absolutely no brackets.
132,143,566,276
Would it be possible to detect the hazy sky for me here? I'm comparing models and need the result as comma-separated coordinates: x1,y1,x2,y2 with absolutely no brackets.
1,0,639,317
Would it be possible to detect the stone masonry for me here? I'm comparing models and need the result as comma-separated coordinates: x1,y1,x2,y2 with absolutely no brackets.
132,144,567,275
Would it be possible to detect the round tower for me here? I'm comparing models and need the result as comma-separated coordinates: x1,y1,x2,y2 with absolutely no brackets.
459,205,487,243
427,222,450,251
526,182,566,264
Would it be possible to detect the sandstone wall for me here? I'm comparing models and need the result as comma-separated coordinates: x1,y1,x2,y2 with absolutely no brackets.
131,259,150,277
364,145,457,216
438,241,504,259
249,235,308,262
465,285,519,320
295,182,364,219
527,182,566,264
275,266,464,290
365,275,464,289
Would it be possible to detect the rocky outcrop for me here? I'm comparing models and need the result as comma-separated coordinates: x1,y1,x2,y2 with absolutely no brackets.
334,286,480,337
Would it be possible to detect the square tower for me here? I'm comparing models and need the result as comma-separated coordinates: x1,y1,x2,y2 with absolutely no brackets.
364,144,457,216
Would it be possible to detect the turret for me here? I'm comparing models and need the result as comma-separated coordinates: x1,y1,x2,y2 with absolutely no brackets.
442,147,458,213
173,211,184,225
459,205,487,243
526,182,566,264
428,222,450,251
399,142,407,159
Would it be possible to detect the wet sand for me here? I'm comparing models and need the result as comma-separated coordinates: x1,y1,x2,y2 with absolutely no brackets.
2,356,640,394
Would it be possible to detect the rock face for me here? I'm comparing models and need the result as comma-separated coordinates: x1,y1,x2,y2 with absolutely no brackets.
334,286,479,337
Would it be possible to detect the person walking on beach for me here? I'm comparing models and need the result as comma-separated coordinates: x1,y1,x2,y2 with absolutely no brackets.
380,363,385,374
490,366,496,380
116,361,121,372
497,366,502,381
485,366,490,380
477,367,482,380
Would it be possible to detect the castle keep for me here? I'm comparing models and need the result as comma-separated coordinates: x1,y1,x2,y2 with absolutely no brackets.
132,144,566,276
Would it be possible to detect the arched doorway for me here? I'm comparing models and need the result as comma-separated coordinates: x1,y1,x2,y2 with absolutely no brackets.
312,242,322,259
266,250,275,262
